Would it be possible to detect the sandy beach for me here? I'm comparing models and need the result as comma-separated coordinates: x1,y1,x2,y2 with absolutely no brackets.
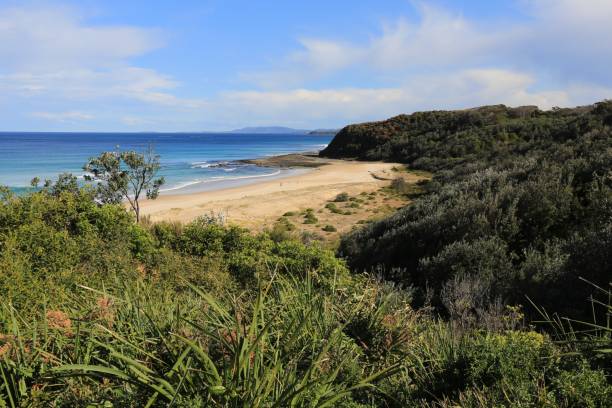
139,158,412,229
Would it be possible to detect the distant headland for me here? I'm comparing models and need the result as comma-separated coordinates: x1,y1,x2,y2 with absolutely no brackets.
229,126,338,135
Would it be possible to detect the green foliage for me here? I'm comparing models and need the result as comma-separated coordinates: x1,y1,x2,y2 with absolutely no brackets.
269,217,296,242
389,177,425,197
334,192,350,202
334,101,612,321
325,202,343,214
84,146,165,222
2,247,606,407
318,101,612,405
322,225,337,232
303,209,319,224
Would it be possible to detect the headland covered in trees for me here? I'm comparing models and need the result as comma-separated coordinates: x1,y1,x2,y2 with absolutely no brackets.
0,101,610,406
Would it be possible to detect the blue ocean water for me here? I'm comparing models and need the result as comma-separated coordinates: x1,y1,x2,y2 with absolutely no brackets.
0,132,332,195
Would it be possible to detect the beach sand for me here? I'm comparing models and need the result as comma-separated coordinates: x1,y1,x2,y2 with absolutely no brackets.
139,159,413,229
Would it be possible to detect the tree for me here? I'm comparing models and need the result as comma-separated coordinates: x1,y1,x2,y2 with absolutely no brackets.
51,173,80,196
84,146,165,222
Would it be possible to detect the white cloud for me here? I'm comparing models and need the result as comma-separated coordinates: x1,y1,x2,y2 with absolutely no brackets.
223,0,612,129
526,0,612,24
0,67,205,108
245,4,514,87
0,4,205,109
247,1,612,88
0,5,163,72
31,111,94,122
518,0,612,82
2,1,612,131
367,5,508,71
120,115,156,127
291,39,364,74
216,69,602,128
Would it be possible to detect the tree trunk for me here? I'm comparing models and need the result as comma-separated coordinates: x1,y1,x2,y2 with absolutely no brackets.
135,201,140,223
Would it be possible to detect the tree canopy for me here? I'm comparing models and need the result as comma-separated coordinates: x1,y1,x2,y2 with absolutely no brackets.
84,146,164,221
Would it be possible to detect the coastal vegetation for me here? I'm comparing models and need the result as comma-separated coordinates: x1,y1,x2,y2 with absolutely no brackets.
323,101,612,321
84,146,165,222
1,101,611,406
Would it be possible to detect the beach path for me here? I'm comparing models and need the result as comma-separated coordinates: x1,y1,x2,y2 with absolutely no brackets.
139,160,413,229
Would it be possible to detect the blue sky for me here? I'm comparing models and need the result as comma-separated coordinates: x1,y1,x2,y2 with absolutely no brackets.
0,0,611,131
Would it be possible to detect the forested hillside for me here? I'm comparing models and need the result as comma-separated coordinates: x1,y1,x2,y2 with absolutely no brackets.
321,103,597,168
323,101,612,319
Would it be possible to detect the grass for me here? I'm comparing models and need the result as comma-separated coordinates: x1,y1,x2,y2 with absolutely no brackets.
530,278,612,363
0,274,405,406
1,269,609,406
303,209,319,224
325,203,343,214
322,225,337,233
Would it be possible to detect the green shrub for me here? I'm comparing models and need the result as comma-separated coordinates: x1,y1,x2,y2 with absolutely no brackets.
303,209,319,224
390,177,411,195
551,363,611,407
325,202,343,214
334,192,350,202
269,217,296,242
322,225,337,232
178,221,227,255
150,220,182,247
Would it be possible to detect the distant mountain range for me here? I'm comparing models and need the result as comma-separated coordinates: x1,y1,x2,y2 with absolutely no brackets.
229,126,338,135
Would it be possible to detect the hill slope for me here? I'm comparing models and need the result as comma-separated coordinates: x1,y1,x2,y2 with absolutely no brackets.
321,104,598,170
323,101,612,318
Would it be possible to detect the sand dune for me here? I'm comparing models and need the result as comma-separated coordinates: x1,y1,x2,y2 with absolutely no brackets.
139,160,409,228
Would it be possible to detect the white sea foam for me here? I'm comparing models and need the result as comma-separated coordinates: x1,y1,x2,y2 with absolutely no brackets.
159,179,205,192
160,169,283,193
190,160,239,169
76,173,94,180
191,163,212,169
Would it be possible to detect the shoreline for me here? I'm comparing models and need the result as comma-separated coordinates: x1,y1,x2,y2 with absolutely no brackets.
158,167,312,195
139,156,410,227
157,152,331,196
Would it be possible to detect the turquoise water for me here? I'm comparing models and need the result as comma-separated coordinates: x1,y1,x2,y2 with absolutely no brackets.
0,132,332,195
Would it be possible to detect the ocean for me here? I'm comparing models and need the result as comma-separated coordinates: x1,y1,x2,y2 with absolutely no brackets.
0,132,332,195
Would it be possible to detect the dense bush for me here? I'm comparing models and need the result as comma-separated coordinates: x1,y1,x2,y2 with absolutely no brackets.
332,101,612,321
0,175,610,405
0,184,348,314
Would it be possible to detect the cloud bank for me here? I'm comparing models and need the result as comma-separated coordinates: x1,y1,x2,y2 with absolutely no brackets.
224,0,612,128
0,1,611,130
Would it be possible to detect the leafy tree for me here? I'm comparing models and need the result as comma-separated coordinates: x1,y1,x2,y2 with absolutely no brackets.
50,173,80,196
84,146,164,222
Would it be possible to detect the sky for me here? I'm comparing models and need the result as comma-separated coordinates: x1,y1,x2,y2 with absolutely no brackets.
0,0,611,132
